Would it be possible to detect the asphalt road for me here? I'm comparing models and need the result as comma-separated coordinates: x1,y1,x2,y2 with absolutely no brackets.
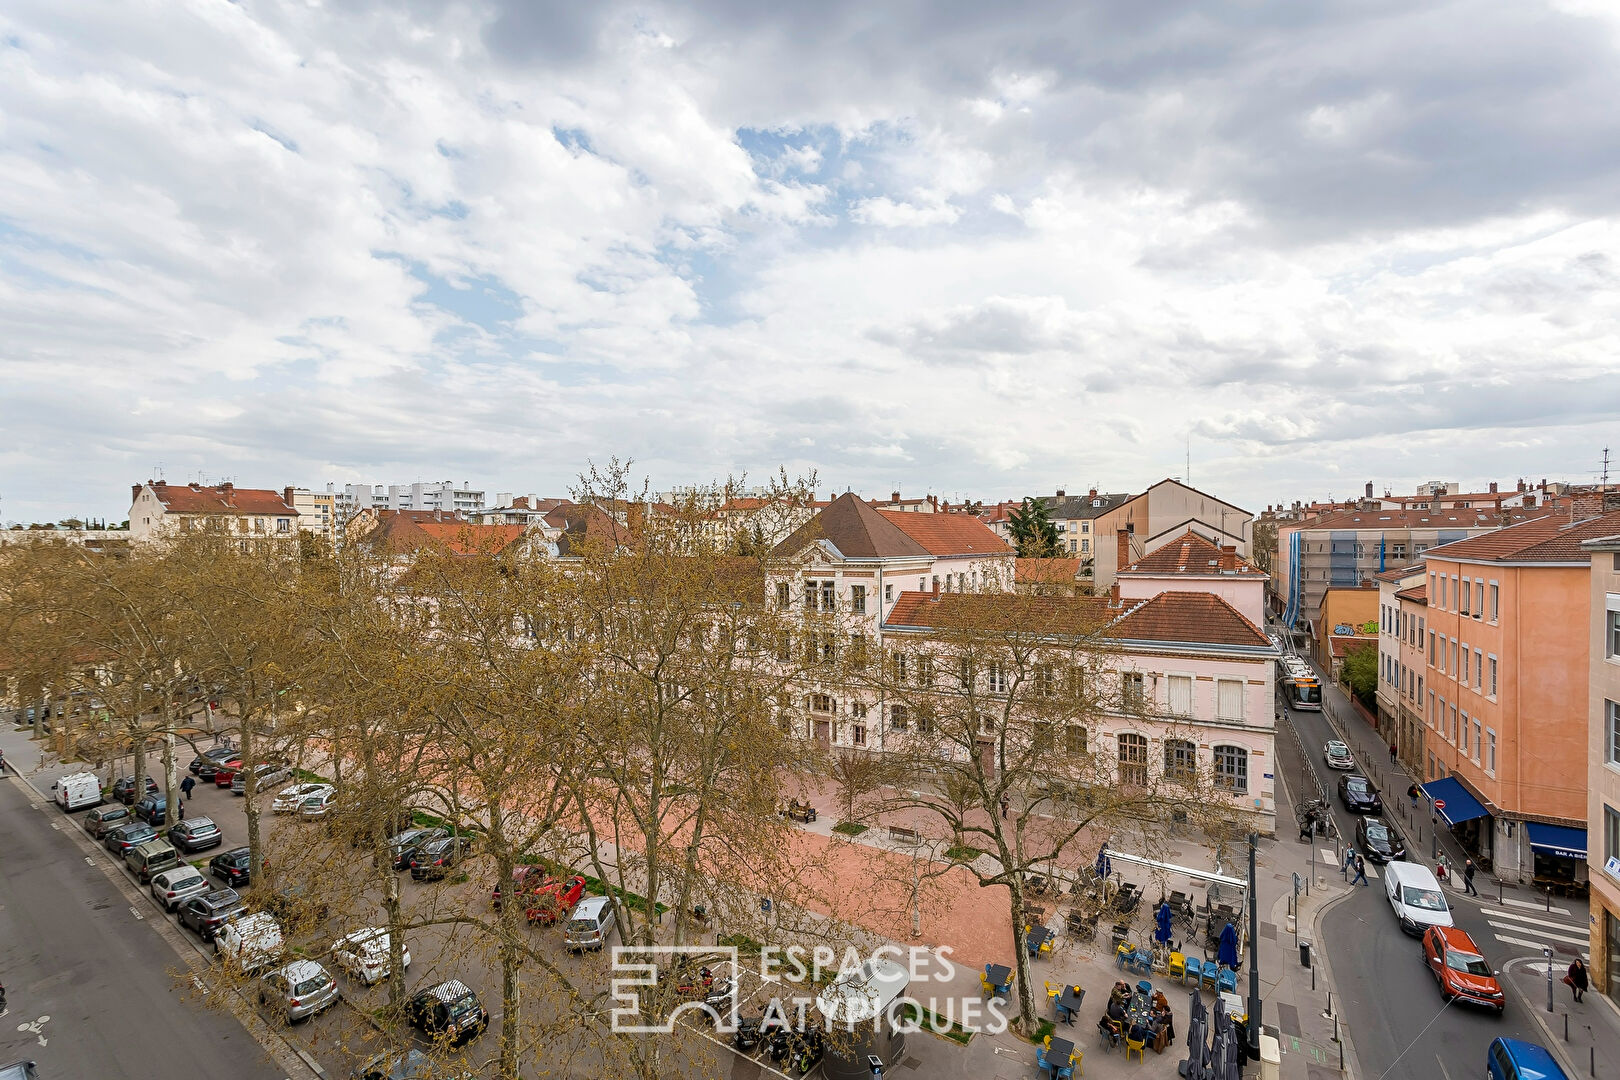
0,773,290,1080
1283,694,1571,1080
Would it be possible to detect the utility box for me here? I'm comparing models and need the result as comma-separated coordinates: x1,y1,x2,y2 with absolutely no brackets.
1259,1033,1280,1080
1299,940,1312,968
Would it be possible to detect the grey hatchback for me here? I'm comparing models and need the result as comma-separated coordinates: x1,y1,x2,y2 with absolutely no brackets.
259,959,339,1023
178,888,246,942
85,803,132,839
104,821,157,856
169,817,223,853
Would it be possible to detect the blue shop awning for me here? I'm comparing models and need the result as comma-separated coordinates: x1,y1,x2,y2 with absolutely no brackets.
1526,823,1587,860
1420,778,1489,826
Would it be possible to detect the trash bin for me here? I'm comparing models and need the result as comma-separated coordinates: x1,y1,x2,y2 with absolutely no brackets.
1259,1033,1281,1080
1299,940,1312,968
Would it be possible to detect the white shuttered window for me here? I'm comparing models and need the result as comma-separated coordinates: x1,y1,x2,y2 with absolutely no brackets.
1168,675,1193,717
1216,679,1245,722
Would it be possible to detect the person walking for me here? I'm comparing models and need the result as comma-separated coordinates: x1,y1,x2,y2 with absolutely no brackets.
176,797,185,821
1407,783,1420,812
1389,744,1398,764
180,774,195,801
1351,855,1369,887
1567,958,1588,1003
1343,847,1356,879
1000,795,1009,819
1462,858,1479,897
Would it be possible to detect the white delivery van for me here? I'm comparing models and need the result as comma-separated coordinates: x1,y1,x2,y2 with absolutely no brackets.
1385,861,1453,936
54,772,103,812
215,912,286,974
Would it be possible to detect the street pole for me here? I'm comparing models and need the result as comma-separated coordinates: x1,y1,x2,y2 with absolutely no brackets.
1544,946,1554,1013
1247,832,1261,1060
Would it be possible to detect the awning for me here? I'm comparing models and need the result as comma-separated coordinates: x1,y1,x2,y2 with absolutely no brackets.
1527,823,1587,860
1420,778,1490,826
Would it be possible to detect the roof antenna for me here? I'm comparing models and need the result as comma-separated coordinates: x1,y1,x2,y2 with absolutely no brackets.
1186,437,1191,487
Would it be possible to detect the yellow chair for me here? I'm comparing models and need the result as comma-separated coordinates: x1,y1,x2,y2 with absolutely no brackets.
979,976,995,996
1040,937,1055,956
1043,1034,1053,1049
1167,951,1187,981
1045,980,1061,1000
1070,1048,1085,1075
1125,1035,1146,1063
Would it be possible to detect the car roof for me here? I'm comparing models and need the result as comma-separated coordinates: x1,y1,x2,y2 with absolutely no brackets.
1434,925,1482,951
201,888,241,905
267,958,325,982
1492,1038,1567,1079
157,867,204,883
418,979,475,1004
572,895,611,915
340,926,388,945
182,817,218,829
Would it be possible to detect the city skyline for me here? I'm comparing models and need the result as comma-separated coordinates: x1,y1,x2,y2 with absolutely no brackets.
3,1,1619,521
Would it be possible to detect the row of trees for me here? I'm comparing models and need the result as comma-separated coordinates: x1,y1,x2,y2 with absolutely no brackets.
0,465,1246,1076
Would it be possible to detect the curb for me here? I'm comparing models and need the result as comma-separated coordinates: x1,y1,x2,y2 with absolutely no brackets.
1500,959,1584,1080
1303,883,1363,1079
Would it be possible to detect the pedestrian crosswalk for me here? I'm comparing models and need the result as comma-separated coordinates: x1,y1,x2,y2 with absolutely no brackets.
1480,905,1589,958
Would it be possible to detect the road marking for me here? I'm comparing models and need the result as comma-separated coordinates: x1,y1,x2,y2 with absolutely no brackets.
1493,932,1587,957
1318,849,1337,864
1499,895,1571,916
84,856,94,865
1485,919,1588,946
1485,907,1585,933
1435,1053,1454,1080
128,905,144,921
49,820,60,831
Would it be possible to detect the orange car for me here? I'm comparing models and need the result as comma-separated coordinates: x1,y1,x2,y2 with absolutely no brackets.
1422,925,1504,1013
525,875,587,925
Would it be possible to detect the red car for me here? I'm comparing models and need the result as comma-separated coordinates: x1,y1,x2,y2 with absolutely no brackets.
1422,925,1504,1013
525,875,586,925
214,759,243,787
492,866,547,912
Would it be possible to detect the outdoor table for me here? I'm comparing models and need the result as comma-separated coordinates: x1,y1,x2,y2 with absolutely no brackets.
1048,1035,1076,1073
985,963,1012,994
1026,926,1055,958
1055,985,1085,1024
1025,904,1048,922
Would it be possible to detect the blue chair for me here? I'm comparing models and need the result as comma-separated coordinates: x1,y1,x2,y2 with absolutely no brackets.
1136,979,1153,997
1130,950,1153,975
1181,957,1203,987
1036,1047,1052,1075
1218,965,1238,993
1200,962,1219,992
1056,1066,1075,1079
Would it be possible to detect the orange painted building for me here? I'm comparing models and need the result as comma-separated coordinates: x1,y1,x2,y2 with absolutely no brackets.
1418,511,1620,884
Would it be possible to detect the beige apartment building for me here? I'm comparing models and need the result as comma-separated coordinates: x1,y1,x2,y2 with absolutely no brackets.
1586,532,1620,1000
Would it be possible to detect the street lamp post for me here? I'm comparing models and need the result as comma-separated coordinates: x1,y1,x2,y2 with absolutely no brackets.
1544,946,1554,1013
1247,832,1261,1060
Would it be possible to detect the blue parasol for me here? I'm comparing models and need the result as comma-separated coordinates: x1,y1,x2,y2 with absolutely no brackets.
1155,901,1174,944
1217,921,1239,969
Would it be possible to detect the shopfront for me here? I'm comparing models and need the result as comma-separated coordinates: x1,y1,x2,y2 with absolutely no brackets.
1526,822,1588,891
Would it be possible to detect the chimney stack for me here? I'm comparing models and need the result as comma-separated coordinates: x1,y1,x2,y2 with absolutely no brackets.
132,483,143,502
932,577,940,596
1517,478,1526,492
1108,582,1121,606
928,494,937,509
891,491,901,503
1056,489,1066,498
1117,528,1131,569
1089,488,1098,499
1221,545,1237,571
1489,481,1498,494
1365,482,1374,498
284,486,296,508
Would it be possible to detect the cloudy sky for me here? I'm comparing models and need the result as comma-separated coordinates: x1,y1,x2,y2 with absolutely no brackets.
3,0,1619,523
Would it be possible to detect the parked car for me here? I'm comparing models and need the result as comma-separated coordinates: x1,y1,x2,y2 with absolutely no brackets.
351,1050,475,1080
53,771,103,811
1323,740,1355,770
263,882,331,927
134,794,168,826
563,896,616,951
1423,926,1504,1013
178,888,246,941
210,846,255,887
389,828,448,871
258,959,339,1024
196,759,229,783
189,746,238,775
216,911,285,974
232,762,291,795
1487,1038,1569,1080
169,817,224,853
273,783,332,814
1338,774,1383,814
85,803,132,839
125,837,180,883
112,775,160,804
409,836,473,881
492,865,547,910
525,875,587,925
214,759,244,787
104,821,158,857
1356,817,1407,864
0,1061,39,1080
404,980,488,1045
151,866,211,912
298,789,337,819
331,927,411,985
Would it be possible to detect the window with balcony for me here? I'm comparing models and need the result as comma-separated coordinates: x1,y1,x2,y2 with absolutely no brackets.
1213,745,1249,794
1165,739,1197,784
1117,733,1148,786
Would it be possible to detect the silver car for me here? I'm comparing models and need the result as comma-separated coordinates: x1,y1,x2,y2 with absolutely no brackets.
150,866,210,913
1324,740,1355,770
331,927,411,986
232,762,292,795
258,959,339,1023
272,783,333,813
299,789,337,818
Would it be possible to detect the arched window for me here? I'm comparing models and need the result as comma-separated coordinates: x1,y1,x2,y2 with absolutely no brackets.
1213,745,1248,793
1118,733,1148,786
1164,739,1197,784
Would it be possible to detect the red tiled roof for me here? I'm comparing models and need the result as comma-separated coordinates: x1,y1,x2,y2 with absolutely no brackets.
1372,565,1424,583
1108,592,1271,649
878,509,1011,557
1119,531,1262,576
1394,584,1427,604
1298,508,1540,531
359,511,528,556
1424,510,1620,563
146,481,294,516
772,493,930,559
414,522,527,556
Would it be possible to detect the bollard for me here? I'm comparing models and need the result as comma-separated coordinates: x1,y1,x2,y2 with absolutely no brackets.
1564,1013,1568,1042
1498,880,1503,905
1547,888,1552,912
1311,964,1316,991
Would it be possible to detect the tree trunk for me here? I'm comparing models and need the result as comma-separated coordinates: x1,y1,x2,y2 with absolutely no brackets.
161,730,176,825
490,804,523,1080
241,712,263,881
1008,878,1035,1032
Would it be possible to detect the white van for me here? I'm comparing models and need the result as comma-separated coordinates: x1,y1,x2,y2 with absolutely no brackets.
563,896,615,952
1384,861,1453,936
54,772,103,812
215,912,286,974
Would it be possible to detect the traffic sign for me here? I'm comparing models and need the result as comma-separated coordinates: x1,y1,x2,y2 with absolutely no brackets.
1433,799,1446,811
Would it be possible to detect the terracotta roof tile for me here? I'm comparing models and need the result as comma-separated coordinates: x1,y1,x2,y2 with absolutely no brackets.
147,482,295,516
1015,557,1081,584
877,509,1011,557
1108,592,1271,649
1118,531,1262,576
1328,635,1377,658
772,493,930,559
1424,510,1620,563
883,589,1271,649
1394,584,1427,604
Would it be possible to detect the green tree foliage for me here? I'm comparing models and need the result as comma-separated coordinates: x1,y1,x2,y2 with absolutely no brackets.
1006,497,1060,557
1340,641,1378,709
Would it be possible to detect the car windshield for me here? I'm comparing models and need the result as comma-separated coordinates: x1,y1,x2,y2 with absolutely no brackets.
446,993,478,1018
1403,886,1447,911
173,874,204,889
293,974,332,995
1327,742,1348,755
1346,778,1371,794
1364,822,1389,843
1446,950,1491,976
566,918,597,932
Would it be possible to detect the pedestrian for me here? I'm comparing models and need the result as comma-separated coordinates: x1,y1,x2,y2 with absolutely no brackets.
1352,855,1368,887
1000,795,1009,819
176,798,185,821
1342,847,1356,879
1566,959,1588,1002
1389,744,1398,764
1407,783,1419,810
1463,858,1478,897
180,774,195,801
